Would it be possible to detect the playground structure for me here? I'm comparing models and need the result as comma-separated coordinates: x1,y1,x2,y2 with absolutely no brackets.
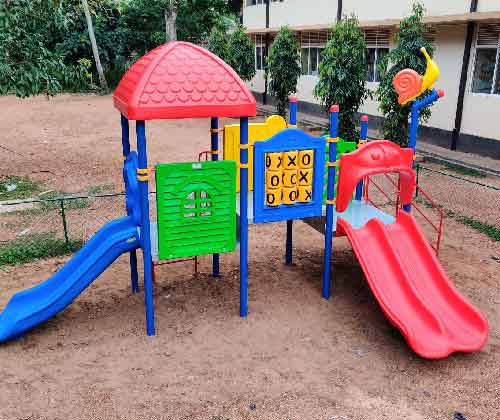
0,43,488,359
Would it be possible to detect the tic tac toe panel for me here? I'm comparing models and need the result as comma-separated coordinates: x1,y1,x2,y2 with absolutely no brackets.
253,129,325,224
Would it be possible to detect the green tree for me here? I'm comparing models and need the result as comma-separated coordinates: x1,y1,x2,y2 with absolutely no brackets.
207,27,230,63
0,0,93,97
227,25,256,81
266,26,301,117
81,0,107,89
177,0,235,44
376,2,434,146
314,15,370,140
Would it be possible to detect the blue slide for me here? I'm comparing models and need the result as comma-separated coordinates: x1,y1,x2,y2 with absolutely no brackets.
0,216,140,342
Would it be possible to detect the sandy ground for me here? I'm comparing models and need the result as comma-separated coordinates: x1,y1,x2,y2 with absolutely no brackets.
0,95,499,420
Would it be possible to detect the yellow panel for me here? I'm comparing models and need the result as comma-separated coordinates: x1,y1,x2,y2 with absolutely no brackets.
298,185,312,202
265,152,283,171
283,151,298,170
282,169,298,188
266,188,282,206
223,115,287,192
266,170,282,189
298,150,314,169
297,168,313,186
282,187,298,205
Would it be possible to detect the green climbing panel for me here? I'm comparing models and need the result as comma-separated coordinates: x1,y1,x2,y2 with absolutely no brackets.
323,138,357,200
155,160,237,260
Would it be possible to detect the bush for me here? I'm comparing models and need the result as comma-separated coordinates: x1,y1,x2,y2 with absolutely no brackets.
266,26,301,117
207,27,230,63
376,2,434,146
0,0,94,97
314,16,370,141
228,25,256,81
0,233,82,267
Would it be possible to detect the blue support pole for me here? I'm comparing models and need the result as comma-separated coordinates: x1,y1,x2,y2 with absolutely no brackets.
239,117,249,317
121,115,139,294
355,115,369,201
285,97,297,265
285,220,293,265
130,251,139,293
289,96,298,126
404,88,443,213
136,121,155,336
322,105,339,299
211,117,220,278
121,114,131,156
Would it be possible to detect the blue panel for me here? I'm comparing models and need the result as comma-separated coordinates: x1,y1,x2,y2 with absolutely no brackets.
253,128,325,224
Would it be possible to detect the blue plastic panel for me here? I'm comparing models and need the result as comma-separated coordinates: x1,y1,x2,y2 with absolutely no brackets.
253,128,325,223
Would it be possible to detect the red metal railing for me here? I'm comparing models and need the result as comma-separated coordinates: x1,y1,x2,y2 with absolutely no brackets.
363,173,444,256
198,150,212,162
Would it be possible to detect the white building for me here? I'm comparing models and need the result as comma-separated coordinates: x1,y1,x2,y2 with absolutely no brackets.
243,0,500,158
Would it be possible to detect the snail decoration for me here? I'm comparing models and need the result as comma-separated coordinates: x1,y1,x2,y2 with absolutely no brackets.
393,47,440,105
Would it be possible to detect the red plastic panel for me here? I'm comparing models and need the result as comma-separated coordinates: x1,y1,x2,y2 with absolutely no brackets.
336,140,415,212
113,42,256,120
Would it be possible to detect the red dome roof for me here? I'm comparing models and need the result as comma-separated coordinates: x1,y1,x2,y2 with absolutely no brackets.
113,42,256,120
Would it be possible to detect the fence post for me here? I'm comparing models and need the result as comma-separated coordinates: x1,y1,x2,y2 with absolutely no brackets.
59,198,69,246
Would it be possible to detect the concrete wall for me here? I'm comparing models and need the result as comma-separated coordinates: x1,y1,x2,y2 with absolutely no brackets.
269,0,337,28
462,93,500,140
343,0,470,21
247,69,266,93
243,3,266,30
477,0,500,12
422,25,466,131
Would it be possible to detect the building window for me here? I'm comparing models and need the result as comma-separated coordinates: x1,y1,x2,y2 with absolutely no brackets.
247,0,265,5
471,24,500,94
365,47,389,82
299,31,328,76
252,34,266,71
256,45,266,70
301,47,324,76
363,29,391,83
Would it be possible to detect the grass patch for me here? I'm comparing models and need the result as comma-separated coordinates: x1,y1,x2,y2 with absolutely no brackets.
88,183,115,195
38,191,90,210
456,216,500,241
440,162,486,178
0,233,82,267
412,199,500,241
0,176,41,200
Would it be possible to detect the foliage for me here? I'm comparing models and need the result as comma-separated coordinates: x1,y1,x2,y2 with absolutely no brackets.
227,25,256,81
207,27,230,63
441,162,486,178
38,191,91,210
0,0,237,97
0,0,94,97
266,26,301,117
177,0,235,44
118,0,168,58
0,233,82,267
0,176,41,201
457,216,500,241
314,16,370,140
376,2,434,146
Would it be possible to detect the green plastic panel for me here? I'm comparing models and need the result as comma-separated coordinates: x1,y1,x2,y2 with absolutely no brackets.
155,160,237,260
323,138,357,200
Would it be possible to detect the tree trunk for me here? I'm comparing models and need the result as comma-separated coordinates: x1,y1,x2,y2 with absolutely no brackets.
165,3,177,42
81,0,108,90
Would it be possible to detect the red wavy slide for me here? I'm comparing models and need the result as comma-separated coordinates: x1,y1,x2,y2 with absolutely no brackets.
337,211,488,359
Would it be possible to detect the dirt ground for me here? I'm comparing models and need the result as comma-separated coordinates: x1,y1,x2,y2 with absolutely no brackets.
0,95,499,420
